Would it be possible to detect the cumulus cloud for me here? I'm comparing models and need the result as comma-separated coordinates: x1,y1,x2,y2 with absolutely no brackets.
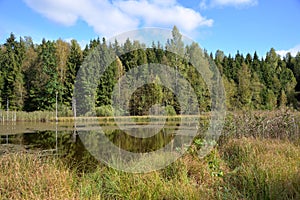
276,44,300,57
114,0,213,31
23,0,213,37
200,0,258,9
64,37,88,49
23,0,138,37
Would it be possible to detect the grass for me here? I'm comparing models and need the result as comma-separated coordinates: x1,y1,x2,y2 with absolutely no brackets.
0,109,210,122
0,137,299,199
0,110,300,199
0,152,214,199
0,110,56,122
220,138,300,199
0,153,76,200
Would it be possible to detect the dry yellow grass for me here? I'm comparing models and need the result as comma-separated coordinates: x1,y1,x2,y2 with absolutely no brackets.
0,137,299,199
0,153,76,200
221,137,300,199
1,109,300,199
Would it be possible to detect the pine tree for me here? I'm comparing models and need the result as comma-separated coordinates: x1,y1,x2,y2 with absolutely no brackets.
1,33,26,110
146,42,158,63
263,89,277,110
112,39,123,56
76,38,115,115
165,26,186,112
292,53,300,91
22,36,38,111
96,38,117,106
222,77,238,110
264,48,279,89
1,30,300,112
64,39,82,106
115,56,124,99
279,89,287,108
237,62,252,108
166,26,185,56
250,72,264,109
186,42,211,111
27,39,59,110
55,39,70,104
0,48,3,109
215,50,224,75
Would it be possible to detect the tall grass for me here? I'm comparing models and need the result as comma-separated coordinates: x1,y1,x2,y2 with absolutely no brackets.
0,110,55,122
0,152,75,200
0,110,300,199
0,152,215,199
220,138,300,199
2,136,299,199
0,109,210,122
222,110,300,143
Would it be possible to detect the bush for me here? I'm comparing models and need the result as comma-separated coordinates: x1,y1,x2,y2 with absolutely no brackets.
165,105,176,116
95,105,113,117
58,104,73,117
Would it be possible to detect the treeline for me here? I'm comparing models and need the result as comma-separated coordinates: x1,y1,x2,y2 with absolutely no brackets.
0,27,300,115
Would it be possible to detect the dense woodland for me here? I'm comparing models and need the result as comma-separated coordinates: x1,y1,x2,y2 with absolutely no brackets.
0,27,300,115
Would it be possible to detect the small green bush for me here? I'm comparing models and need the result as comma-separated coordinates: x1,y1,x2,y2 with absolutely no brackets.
164,105,176,116
95,105,113,117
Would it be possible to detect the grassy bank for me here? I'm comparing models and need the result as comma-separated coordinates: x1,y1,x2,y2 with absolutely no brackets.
0,110,210,123
0,136,299,199
0,110,56,122
0,110,300,199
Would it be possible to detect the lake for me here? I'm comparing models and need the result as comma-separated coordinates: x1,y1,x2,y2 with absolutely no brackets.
0,119,204,172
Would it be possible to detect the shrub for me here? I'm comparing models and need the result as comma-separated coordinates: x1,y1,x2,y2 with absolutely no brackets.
95,105,114,117
165,105,176,116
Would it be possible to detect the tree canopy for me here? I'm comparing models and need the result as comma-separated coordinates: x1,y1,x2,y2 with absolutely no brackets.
0,28,299,114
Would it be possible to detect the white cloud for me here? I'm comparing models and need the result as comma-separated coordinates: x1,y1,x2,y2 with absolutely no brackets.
23,0,213,37
114,0,212,32
276,44,300,57
64,38,88,49
200,0,258,9
24,0,139,37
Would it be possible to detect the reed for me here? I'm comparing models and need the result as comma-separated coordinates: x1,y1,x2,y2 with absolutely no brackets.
1,110,300,199
219,138,300,199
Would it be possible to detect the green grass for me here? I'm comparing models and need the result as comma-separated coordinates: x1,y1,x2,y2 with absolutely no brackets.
219,138,300,199
0,109,210,122
0,136,299,200
0,152,214,200
0,110,300,199
0,110,55,122
0,152,76,200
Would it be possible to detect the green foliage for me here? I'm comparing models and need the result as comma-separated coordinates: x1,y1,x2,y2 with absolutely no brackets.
129,83,164,116
164,105,176,116
237,62,252,108
26,39,59,111
64,39,82,107
0,30,300,113
95,105,113,117
0,33,26,110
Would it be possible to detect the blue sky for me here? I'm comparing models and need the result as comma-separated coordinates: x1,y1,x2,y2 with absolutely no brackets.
0,0,299,57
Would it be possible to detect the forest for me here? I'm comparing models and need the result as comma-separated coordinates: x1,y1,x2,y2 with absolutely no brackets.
0,27,300,115
1,27,300,199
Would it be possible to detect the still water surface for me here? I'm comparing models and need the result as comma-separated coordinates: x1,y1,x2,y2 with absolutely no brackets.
0,121,201,170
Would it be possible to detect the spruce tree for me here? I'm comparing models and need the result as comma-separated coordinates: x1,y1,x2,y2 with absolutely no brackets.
28,39,59,110
64,39,82,106
1,33,25,110
237,62,252,108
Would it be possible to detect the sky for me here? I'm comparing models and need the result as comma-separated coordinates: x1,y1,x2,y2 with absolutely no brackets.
0,0,299,58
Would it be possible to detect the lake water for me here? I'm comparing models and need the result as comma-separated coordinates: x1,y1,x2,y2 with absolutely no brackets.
0,120,204,171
